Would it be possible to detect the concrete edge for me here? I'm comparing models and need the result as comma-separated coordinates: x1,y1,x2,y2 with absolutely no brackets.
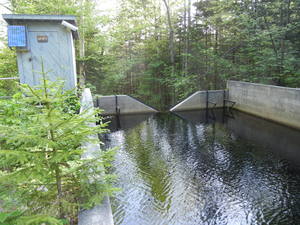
170,106,224,112
78,88,114,225
227,80,300,91
127,95,158,111
170,90,226,112
170,91,199,111
100,110,158,116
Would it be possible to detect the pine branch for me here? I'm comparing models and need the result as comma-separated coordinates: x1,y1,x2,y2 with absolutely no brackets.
54,114,76,130
0,58,119,221
27,85,41,100
0,3,12,12
48,193,61,215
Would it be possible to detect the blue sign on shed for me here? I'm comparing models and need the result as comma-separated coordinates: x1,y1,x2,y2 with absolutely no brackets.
2,14,80,90
8,25,27,47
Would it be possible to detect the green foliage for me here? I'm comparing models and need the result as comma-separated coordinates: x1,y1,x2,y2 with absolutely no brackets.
2,0,300,109
0,45,17,78
0,58,119,224
0,45,18,97
0,206,22,225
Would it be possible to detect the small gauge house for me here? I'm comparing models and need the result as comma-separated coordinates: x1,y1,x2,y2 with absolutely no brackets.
2,14,79,90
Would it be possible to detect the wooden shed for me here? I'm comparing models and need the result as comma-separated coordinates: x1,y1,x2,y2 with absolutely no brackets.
2,14,79,90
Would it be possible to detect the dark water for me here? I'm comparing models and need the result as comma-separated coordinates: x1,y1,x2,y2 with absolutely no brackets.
100,109,300,225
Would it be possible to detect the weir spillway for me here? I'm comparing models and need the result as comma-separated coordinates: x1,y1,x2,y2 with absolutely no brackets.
170,81,300,130
93,81,300,130
78,80,300,224
94,95,158,116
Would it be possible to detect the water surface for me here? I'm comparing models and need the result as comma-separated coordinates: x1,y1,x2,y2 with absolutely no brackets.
101,110,300,225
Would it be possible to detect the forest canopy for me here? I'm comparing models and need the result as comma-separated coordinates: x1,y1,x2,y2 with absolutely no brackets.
0,0,299,110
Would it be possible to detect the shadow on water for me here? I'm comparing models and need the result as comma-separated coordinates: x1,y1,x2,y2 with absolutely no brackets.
173,109,300,172
102,113,156,132
100,109,300,225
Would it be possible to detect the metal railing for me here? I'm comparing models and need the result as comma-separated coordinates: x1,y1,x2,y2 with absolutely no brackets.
223,99,236,109
206,100,217,110
223,100,235,118
0,77,20,99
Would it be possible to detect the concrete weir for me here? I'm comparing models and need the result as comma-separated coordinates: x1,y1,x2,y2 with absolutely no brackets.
95,95,158,116
170,81,300,130
170,90,228,112
75,81,300,223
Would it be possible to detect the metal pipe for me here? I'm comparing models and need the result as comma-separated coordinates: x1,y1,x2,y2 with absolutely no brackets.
0,77,19,80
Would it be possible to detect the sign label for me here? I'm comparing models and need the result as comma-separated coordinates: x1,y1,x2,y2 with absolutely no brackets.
37,36,48,42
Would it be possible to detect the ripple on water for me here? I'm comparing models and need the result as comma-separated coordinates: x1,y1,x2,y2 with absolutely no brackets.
103,112,300,225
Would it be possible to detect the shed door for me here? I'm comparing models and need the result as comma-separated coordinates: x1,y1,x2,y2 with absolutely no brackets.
29,31,61,86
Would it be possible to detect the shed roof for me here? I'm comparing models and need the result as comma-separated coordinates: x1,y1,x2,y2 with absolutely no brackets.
2,14,79,39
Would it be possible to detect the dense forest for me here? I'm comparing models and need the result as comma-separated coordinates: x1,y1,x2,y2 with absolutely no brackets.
0,0,300,110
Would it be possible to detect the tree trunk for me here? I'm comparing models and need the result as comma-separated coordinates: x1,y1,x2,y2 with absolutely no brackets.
79,24,85,87
162,0,175,106
214,26,218,90
280,0,290,64
205,29,208,90
79,0,87,87
278,0,290,86
129,39,132,94
186,0,191,77
263,16,281,81
182,0,186,74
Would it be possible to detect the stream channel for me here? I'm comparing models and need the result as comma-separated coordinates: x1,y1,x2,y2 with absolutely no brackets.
100,109,300,225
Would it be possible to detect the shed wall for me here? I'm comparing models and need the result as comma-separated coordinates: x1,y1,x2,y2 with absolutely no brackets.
16,21,76,89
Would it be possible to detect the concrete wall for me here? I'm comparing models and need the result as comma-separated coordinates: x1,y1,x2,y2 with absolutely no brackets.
227,81,300,129
95,95,157,116
170,90,228,112
78,88,114,225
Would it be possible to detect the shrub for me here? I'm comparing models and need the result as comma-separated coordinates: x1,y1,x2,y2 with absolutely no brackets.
0,58,119,224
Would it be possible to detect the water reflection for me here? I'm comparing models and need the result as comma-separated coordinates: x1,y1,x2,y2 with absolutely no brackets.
102,113,156,132
101,110,300,224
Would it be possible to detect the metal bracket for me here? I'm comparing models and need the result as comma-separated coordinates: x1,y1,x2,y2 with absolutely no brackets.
115,95,121,130
223,100,235,118
206,91,217,120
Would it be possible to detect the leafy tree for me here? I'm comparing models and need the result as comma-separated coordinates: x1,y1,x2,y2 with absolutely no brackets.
192,0,300,88
1,0,300,109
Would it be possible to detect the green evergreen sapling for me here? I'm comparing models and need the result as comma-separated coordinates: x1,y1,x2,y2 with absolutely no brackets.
0,58,119,224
